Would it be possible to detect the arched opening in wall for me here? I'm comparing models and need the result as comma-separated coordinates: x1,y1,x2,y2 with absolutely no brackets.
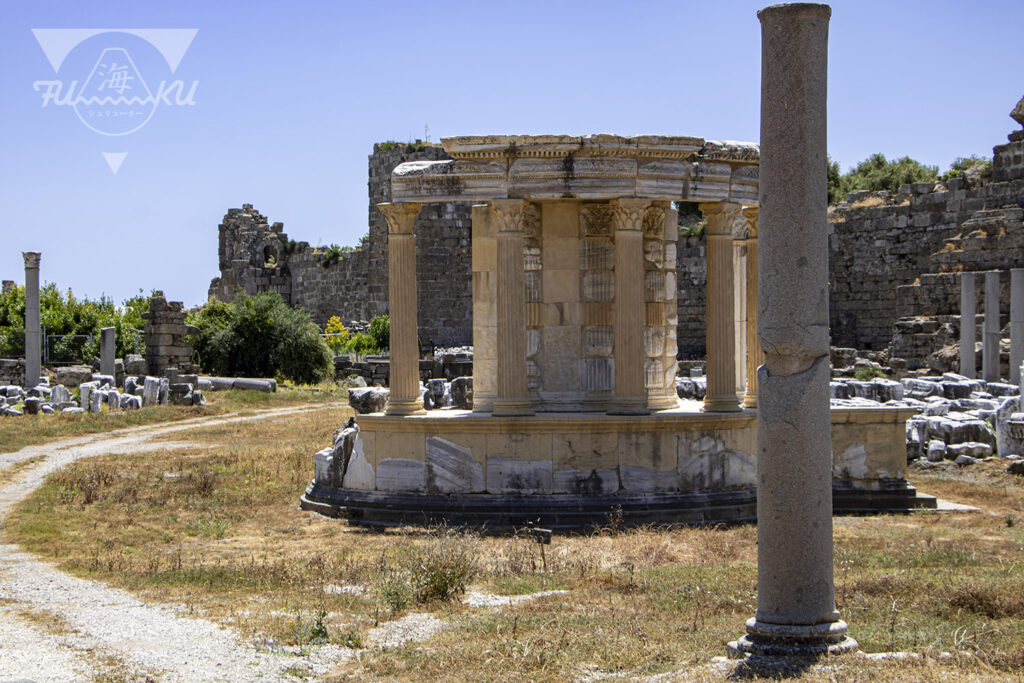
264,245,278,267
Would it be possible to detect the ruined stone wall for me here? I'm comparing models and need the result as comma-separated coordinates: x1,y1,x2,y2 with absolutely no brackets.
209,144,474,346
828,123,1024,351
675,234,707,358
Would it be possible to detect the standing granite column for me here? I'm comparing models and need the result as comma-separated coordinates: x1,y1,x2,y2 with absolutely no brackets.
961,272,977,379
611,198,651,415
730,3,857,658
700,202,742,413
491,199,533,417
1012,269,1024,384
22,252,41,389
984,270,1001,383
742,207,762,408
378,202,426,416
100,327,116,378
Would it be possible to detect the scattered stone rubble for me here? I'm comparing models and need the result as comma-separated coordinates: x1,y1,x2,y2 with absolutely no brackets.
334,349,473,386
347,376,474,415
829,368,1024,475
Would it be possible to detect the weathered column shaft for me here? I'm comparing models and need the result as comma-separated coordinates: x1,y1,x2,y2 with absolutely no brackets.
734,235,748,397
1011,269,1024,384
743,208,762,408
379,202,425,416
492,200,533,416
23,252,41,388
984,270,1001,383
100,327,116,378
731,2,856,658
701,202,741,413
611,199,650,415
961,272,977,379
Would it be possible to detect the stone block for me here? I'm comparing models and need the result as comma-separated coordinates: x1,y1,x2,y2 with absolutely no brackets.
425,436,484,494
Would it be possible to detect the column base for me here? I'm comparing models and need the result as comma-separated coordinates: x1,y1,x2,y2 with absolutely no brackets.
741,393,758,409
385,398,427,416
702,398,743,413
727,618,858,660
607,398,650,416
492,399,534,417
647,392,680,412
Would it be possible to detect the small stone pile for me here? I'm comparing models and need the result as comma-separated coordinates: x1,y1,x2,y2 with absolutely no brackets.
335,350,474,387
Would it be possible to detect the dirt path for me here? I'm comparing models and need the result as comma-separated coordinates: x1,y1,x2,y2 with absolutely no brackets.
0,404,351,682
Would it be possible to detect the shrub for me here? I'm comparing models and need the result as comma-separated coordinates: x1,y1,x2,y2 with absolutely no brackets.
854,365,887,381
186,291,333,384
323,316,349,355
376,530,478,611
367,315,390,352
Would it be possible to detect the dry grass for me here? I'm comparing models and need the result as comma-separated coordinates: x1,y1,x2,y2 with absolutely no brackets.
0,384,347,453
5,408,1024,681
849,195,889,209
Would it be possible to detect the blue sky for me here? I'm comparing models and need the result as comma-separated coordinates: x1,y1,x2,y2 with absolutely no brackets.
1,0,1022,308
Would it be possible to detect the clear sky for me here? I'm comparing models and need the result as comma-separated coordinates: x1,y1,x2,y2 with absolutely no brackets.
1,0,1021,308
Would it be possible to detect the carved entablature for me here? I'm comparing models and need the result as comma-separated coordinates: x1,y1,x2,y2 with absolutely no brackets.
390,134,759,205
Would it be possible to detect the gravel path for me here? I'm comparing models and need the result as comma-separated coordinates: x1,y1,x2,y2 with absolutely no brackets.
0,405,351,682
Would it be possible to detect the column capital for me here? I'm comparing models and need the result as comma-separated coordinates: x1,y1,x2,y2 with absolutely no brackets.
742,206,759,238
699,202,742,237
378,202,422,235
489,199,529,234
612,198,650,231
22,252,41,269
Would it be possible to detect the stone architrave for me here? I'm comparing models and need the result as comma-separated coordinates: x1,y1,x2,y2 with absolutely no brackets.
23,252,42,388
378,202,426,416
490,199,533,416
742,207,762,408
610,198,651,415
1011,269,1024,384
984,270,1000,383
700,202,742,413
100,327,116,378
730,2,858,659
961,272,977,379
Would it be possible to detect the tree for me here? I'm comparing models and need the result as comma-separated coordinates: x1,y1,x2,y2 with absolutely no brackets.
186,291,333,384
831,153,938,202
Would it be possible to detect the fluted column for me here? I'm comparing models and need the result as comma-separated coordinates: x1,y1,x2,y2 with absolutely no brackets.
730,2,857,659
734,231,748,399
23,252,41,389
379,202,425,416
700,202,742,413
610,199,650,415
742,207,762,408
491,199,533,417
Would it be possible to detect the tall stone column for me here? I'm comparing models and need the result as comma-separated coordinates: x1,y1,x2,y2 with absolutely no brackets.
1012,269,1024,384
700,202,741,413
611,198,651,415
22,252,42,389
960,272,977,379
742,207,762,408
100,327,116,378
378,202,425,416
984,270,1001,383
731,3,857,658
734,230,748,399
491,199,533,417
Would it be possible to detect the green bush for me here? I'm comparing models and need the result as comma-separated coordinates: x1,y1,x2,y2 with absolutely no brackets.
854,365,887,381
833,153,938,201
367,315,390,351
0,283,150,360
186,291,333,384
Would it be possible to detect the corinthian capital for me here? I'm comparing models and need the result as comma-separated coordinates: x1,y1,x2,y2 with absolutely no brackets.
742,206,759,238
22,252,41,269
612,198,650,232
378,202,422,235
490,199,527,234
698,202,741,237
